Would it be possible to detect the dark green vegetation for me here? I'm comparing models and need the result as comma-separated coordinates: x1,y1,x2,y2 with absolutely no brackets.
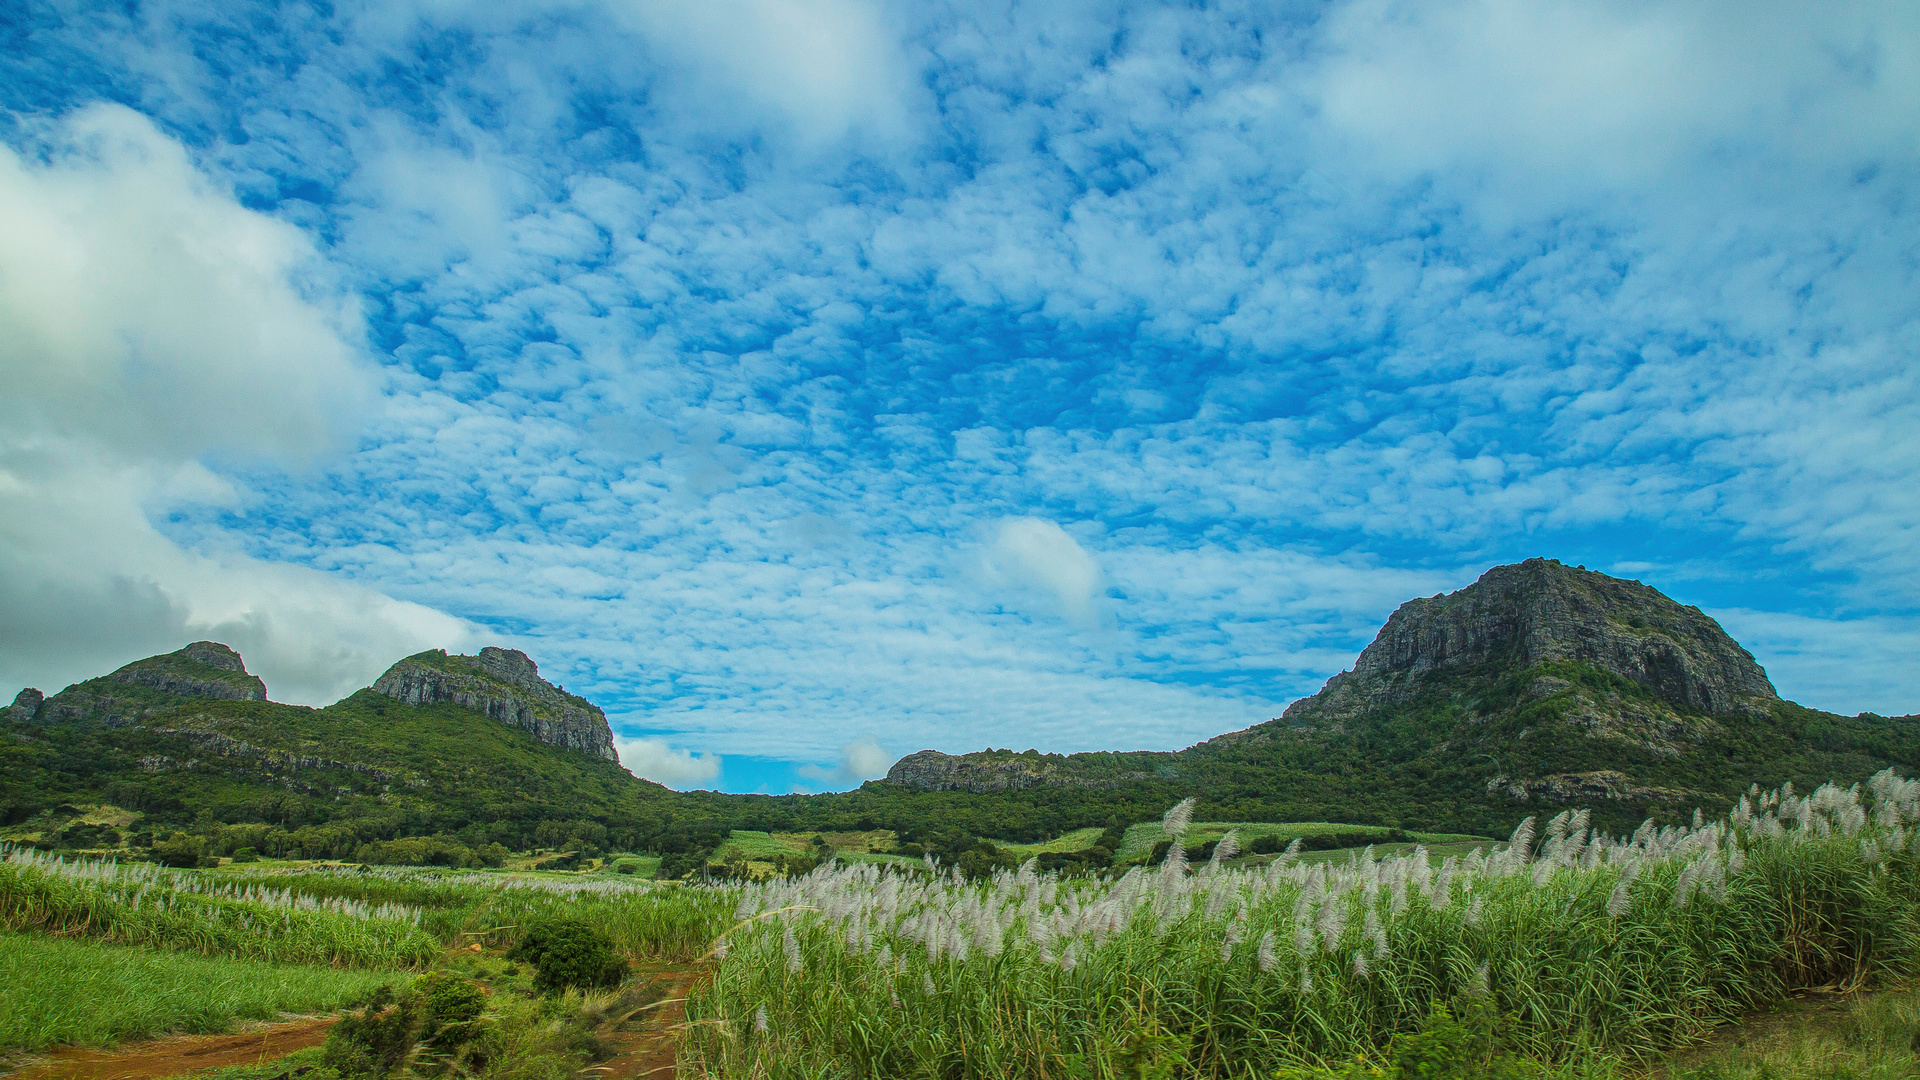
506,918,629,994
4,560,1916,876
4,778,1919,1080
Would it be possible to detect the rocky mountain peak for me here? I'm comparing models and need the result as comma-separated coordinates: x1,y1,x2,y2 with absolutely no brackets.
476,646,542,688
104,641,268,702
179,640,248,673
372,648,616,760
18,641,269,727
1283,558,1777,724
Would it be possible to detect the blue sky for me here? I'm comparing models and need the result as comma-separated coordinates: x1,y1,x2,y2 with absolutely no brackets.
2,1,1917,794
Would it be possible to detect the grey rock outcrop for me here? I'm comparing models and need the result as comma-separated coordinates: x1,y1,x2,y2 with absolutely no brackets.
1282,559,1777,726
105,641,266,701
6,688,43,722
37,642,268,727
371,647,617,760
886,750,1067,792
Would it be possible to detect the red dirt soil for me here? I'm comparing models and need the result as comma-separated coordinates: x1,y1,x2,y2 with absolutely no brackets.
7,1017,337,1080
593,963,706,1080
5,963,710,1080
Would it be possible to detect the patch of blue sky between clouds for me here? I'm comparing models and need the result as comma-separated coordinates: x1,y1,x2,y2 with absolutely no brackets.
3,1,1917,791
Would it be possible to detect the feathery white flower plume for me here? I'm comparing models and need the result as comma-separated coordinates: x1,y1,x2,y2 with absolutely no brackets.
782,925,803,973
1162,797,1198,839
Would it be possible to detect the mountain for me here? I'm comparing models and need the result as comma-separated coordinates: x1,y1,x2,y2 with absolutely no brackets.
877,559,1917,833
1,643,682,862
10,641,267,728
371,647,617,760
5,558,1915,864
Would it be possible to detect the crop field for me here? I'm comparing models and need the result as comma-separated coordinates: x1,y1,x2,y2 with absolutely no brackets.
4,773,1918,1080
999,827,1111,859
0,933,397,1050
685,773,1920,1078
1115,821,1492,863
713,830,918,871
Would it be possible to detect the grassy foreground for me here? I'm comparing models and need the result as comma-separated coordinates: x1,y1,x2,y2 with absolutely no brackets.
1668,986,1920,1080
0,933,397,1051
4,775,1918,1080
684,773,1920,1078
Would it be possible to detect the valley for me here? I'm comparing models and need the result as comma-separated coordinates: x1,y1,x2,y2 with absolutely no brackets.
3,559,1917,1078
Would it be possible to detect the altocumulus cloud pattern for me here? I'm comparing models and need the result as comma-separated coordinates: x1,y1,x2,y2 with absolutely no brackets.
2,1,1917,792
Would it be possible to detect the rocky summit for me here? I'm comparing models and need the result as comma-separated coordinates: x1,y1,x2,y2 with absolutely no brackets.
12,641,269,727
1280,558,1777,726
372,647,617,760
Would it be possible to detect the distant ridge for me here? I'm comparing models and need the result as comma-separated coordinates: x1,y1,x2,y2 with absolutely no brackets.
883,559,1917,826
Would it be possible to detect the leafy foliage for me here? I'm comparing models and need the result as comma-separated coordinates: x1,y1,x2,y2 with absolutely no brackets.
507,918,628,994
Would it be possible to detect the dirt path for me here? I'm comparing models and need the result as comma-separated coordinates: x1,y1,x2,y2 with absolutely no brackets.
3,961,708,1080
6,1017,336,1080
593,963,709,1080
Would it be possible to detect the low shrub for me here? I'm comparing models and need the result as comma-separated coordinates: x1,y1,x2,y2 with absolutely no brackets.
321,972,488,1078
507,918,628,994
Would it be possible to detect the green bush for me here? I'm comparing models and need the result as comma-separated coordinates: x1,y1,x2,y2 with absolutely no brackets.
152,832,210,869
1274,1001,1547,1080
610,858,645,875
507,918,628,994
417,971,486,1049
230,847,261,863
321,973,488,1077
322,985,420,1078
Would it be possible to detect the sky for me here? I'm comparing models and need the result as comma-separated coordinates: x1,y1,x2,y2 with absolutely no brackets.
2,1,1916,794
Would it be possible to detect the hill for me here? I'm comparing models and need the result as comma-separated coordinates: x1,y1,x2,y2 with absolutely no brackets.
0,646,708,865
4,558,1915,866
866,559,1919,835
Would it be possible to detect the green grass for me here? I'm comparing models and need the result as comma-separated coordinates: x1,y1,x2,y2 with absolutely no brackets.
1666,987,1920,1080
711,829,916,871
1282,840,1501,867
997,827,1108,859
0,932,397,1051
681,775,1920,1079
1115,820,1491,861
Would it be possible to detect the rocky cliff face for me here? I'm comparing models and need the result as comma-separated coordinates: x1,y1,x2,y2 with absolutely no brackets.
884,749,1105,792
371,647,617,760
22,642,269,727
1281,558,1777,727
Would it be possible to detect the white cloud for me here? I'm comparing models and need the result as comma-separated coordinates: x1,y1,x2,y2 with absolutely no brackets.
979,518,1108,626
1307,0,1920,204
0,105,469,705
614,734,723,789
607,0,921,146
0,104,370,461
1710,608,1920,718
796,738,895,789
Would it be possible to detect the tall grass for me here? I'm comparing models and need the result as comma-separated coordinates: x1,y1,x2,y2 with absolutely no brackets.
0,847,440,968
0,849,736,968
681,772,1920,1078
0,933,398,1050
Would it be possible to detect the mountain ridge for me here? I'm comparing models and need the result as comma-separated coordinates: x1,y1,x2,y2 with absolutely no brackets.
882,559,1915,826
